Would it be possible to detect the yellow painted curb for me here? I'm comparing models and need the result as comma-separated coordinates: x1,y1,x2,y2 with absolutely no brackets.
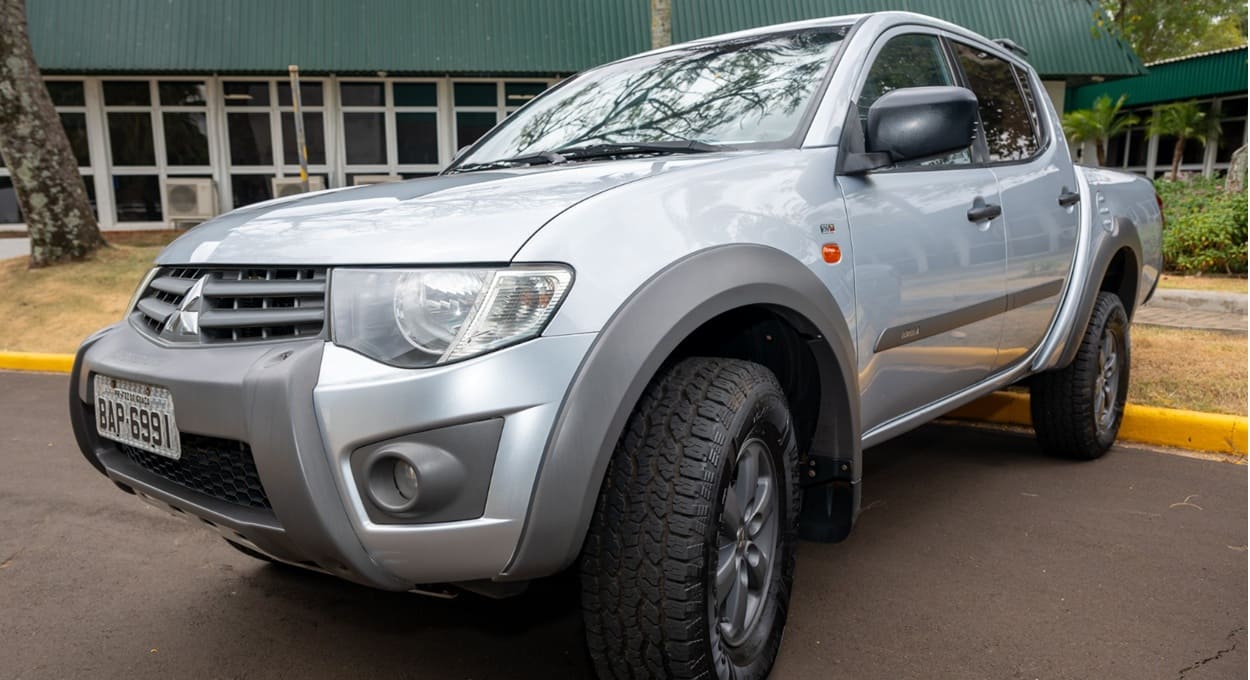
0,351,74,374
949,391,1249,457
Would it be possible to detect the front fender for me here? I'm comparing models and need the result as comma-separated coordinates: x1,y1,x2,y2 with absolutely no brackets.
501,244,860,579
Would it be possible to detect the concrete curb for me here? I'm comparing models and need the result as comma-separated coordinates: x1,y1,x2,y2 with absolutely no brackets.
2,352,1245,457
1149,289,1247,315
0,351,74,374
949,391,1248,457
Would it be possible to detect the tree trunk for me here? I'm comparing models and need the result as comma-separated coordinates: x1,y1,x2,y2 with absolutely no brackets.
1170,138,1184,180
1096,139,1107,167
650,0,672,49
0,0,104,267
1226,145,1247,193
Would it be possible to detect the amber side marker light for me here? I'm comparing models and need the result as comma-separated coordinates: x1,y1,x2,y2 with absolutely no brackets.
822,243,842,264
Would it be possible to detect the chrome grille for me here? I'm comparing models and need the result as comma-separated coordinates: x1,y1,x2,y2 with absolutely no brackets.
132,266,328,343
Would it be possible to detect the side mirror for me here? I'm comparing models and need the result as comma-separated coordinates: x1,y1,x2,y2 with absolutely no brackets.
843,86,978,174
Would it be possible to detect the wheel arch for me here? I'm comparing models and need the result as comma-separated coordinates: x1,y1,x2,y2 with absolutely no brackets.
500,244,861,580
1099,245,1141,320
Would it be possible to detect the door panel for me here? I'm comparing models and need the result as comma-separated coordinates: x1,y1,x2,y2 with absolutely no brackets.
840,31,1007,431
951,44,1079,369
841,170,1005,431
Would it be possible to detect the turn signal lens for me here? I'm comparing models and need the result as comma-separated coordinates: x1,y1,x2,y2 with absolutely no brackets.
821,243,842,264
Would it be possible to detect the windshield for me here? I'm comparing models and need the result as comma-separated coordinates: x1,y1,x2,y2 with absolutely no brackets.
454,26,850,169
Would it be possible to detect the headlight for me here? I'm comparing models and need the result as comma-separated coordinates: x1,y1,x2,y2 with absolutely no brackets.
330,266,573,367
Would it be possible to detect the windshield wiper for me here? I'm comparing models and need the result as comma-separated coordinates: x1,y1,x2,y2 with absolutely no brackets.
450,140,728,174
554,140,728,159
449,151,567,173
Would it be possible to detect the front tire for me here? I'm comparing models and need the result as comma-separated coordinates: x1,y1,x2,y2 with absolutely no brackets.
1030,291,1130,459
580,357,800,680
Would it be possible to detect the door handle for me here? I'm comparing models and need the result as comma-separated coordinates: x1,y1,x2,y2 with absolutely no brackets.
1058,190,1081,207
966,203,1002,223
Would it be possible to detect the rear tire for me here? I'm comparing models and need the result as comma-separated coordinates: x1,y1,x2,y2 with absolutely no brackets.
1030,291,1130,459
580,357,800,680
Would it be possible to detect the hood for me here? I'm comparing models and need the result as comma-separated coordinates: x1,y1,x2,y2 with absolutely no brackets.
156,158,720,265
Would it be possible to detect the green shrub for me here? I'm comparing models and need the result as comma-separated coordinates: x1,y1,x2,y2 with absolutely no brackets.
1155,177,1248,274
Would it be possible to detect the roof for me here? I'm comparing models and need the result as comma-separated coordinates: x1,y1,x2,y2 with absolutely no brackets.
1066,45,1247,110
1145,45,1246,67
26,0,1143,78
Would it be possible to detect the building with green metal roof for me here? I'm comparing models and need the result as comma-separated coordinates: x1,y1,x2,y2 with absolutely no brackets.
3,0,1148,230
1065,47,1247,178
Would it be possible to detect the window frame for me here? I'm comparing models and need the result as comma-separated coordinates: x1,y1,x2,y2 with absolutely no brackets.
838,27,985,175
101,77,220,224
221,77,332,208
336,77,450,183
946,38,1050,167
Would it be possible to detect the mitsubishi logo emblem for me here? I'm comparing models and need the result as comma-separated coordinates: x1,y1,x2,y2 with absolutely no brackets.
164,275,211,336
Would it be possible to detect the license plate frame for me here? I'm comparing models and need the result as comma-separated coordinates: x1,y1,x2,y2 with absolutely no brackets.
93,374,181,460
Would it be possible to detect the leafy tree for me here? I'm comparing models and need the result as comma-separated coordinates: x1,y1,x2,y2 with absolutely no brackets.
1148,101,1220,180
1061,95,1139,166
0,0,104,267
1095,0,1247,62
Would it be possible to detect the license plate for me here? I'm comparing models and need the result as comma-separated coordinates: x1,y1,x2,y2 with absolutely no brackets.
94,375,181,460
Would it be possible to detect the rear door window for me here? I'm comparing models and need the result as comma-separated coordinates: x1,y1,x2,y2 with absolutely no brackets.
952,42,1039,162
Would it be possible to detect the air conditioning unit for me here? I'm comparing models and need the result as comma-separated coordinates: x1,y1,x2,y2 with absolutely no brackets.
352,174,402,186
271,176,326,198
164,178,218,221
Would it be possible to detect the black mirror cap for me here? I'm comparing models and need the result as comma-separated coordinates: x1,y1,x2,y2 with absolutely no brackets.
866,86,978,163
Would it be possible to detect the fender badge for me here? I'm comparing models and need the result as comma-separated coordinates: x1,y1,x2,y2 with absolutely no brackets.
818,223,837,234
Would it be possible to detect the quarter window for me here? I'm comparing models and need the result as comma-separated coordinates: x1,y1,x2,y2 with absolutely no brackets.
953,44,1038,162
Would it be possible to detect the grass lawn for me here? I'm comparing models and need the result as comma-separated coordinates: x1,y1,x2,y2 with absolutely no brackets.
0,233,174,354
1157,273,1247,294
1128,325,1246,416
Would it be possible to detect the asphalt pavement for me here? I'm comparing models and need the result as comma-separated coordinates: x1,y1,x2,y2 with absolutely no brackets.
2,371,1245,679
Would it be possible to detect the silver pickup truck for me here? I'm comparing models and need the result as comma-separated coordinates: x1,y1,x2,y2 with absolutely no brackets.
69,11,1162,680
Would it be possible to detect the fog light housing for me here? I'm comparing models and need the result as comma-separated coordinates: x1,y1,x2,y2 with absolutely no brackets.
362,443,467,517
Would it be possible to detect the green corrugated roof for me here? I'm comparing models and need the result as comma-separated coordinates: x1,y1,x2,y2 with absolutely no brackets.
27,0,1142,78
1066,46,1248,110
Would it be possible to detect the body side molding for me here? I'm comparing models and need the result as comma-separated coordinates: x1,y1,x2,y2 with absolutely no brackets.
875,279,1064,352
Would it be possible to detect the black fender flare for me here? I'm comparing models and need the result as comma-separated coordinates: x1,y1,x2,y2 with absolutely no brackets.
501,244,861,580
1053,217,1143,370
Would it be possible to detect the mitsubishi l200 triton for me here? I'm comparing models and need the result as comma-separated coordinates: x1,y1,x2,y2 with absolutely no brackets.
71,12,1162,679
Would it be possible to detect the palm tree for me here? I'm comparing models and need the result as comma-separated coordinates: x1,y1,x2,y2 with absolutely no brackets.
1149,100,1221,180
1061,94,1139,166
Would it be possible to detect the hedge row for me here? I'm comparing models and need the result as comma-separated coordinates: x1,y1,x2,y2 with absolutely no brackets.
1154,177,1248,275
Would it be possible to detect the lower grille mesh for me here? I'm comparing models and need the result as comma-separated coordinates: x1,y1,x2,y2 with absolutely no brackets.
118,433,271,510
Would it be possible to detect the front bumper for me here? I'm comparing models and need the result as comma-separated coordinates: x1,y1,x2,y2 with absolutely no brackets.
70,321,594,590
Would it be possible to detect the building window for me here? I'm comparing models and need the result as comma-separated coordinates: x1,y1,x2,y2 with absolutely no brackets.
0,79,97,225
1215,96,1248,166
223,78,329,207
452,80,549,152
159,81,211,167
339,79,443,182
113,175,162,222
102,78,215,222
1123,111,1150,170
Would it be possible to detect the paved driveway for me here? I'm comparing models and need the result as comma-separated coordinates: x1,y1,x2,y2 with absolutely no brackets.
2,371,1245,679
